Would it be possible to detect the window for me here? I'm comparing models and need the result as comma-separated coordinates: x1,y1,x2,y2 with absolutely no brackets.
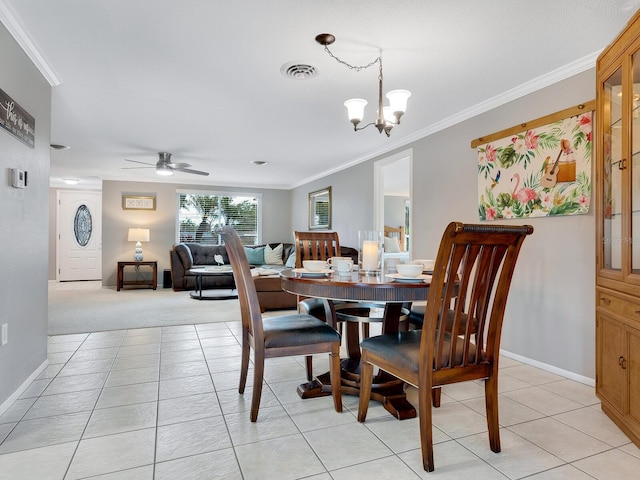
177,192,260,245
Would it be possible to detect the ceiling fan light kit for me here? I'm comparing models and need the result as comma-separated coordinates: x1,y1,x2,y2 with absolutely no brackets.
316,33,410,137
155,164,174,176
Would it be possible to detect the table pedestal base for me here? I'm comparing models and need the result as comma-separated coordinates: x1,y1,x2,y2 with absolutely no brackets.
296,301,417,420
296,362,416,420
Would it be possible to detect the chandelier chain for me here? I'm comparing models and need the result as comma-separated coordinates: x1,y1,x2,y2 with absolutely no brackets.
322,45,381,72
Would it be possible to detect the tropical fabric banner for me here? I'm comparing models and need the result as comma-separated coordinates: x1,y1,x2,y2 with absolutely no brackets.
477,111,592,220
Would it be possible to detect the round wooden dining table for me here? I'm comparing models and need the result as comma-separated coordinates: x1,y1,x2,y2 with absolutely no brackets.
280,268,431,420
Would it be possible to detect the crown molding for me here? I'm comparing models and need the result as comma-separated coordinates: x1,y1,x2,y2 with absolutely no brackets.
0,0,61,86
288,50,601,189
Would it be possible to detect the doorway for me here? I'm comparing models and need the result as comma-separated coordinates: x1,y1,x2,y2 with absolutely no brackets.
374,149,412,252
57,190,102,281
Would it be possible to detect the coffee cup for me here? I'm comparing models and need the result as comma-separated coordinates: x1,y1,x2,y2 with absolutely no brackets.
327,256,353,273
302,260,327,272
414,259,435,272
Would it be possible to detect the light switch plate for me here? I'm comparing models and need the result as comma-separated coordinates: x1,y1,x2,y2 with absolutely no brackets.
11,169,26,189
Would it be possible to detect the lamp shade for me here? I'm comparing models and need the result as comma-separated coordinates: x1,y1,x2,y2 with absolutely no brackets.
128,228,150,242
344,98,367,123
386,89,411,114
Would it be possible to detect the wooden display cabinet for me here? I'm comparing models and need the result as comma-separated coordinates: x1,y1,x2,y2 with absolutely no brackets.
595,8,640,448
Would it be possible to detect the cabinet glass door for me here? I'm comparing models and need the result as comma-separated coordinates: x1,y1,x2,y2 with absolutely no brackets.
633,51,640,274
603,67,623,272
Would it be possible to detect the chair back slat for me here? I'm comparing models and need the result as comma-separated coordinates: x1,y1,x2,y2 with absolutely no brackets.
221,226,264,341
294,231,340,268
422,222,533,379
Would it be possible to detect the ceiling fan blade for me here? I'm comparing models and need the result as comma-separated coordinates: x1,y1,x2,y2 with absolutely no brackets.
174,167,209,176
124,158,155,166
167,162,191,169
121,166,155,169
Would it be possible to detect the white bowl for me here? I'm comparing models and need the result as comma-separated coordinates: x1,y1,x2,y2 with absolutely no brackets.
396,263,423,278
303,260,327,272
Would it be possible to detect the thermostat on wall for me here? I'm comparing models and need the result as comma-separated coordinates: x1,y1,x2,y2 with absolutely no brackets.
11,168,27,189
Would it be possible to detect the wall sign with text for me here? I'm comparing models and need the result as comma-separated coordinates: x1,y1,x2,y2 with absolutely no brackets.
0,88,35,148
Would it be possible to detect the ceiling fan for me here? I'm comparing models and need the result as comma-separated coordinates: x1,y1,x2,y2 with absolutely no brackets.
123,152,209,176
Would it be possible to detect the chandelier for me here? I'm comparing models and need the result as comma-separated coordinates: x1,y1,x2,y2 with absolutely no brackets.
316,33,410,137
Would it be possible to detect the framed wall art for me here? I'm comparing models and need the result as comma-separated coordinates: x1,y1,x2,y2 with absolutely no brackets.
122,195,156,211
475,102,593,221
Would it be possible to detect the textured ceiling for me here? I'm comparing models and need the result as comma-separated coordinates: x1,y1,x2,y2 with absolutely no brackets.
2,0,640,190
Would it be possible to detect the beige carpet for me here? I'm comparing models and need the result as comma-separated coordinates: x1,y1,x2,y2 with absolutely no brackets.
48,282,243,335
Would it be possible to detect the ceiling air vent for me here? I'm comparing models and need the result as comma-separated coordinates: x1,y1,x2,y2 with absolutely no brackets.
280,63,318,80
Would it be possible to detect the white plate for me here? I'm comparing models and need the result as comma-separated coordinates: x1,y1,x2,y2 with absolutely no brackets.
387,273,431,283
292,268,331,277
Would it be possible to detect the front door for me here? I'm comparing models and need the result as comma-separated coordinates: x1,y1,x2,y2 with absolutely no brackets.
57,190,102,281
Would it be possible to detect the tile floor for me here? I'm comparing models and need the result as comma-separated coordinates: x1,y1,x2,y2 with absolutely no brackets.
1,320,639,479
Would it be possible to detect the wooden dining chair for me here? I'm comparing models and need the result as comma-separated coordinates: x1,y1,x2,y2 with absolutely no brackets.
294,231,341,267
357,221,533,472
293,231,342,381
220,226,342,422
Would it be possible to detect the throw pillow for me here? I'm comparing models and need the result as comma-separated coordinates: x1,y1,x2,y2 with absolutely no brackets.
384,236,401,253
244,246,265,265
264,243,284,265
285,250,296,268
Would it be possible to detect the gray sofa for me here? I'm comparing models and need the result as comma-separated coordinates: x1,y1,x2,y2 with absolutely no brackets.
170,241,359,311
170,242,298,311
170,242,294,290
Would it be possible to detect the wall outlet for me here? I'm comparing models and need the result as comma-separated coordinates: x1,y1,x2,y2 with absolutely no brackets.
1,323,7,346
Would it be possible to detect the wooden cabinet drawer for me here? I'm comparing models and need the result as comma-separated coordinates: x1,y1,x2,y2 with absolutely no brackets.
598,290,640,326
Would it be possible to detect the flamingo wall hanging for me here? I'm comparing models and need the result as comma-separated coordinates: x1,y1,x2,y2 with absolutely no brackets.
477,110,592,221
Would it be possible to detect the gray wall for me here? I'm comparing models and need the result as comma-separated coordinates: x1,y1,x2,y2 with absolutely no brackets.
101,180,292,286
384,196,407,231
0,24,51,407
292,161,374,249
292,69,596,381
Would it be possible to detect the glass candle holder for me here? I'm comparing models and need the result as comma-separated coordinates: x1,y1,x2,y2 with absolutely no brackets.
358,230,383,274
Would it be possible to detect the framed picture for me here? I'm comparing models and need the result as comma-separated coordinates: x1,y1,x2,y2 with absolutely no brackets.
122,195,156,211
308,186,331,230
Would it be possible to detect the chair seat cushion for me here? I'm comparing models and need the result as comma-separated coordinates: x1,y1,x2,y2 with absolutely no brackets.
361,330,479,373
361,330,422,374
263,314,340,348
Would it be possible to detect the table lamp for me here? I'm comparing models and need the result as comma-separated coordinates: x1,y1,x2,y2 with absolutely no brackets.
128,228,150,261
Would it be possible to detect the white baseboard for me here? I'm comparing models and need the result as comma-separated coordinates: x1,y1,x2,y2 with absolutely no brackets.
500,348,595,387
0,359,49,416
